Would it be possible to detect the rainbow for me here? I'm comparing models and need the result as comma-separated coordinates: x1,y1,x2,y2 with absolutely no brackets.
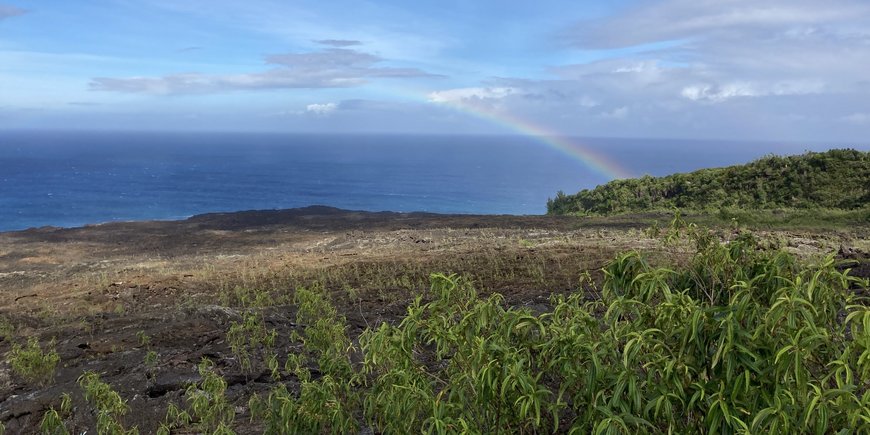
426,94,634,180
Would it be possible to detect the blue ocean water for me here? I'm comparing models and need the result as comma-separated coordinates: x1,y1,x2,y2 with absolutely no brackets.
0,131,862,231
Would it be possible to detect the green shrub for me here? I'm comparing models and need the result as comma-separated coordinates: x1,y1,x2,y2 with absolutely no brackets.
187,358,235,433
6,337,59,386
144,350,158,368
245,223,869,434
40,393,72,435
360,274,558,433
226,311,277,374
249,286,359,434
0,315,14,342
78,372,138,435
160,358,235,434
135,331,150,347
156,403,191,435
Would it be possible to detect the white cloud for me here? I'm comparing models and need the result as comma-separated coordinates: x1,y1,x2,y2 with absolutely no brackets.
613,61,660,74
91,48,441,95
557,0,870,114
306,102,337,115
426,86,520,103
681,83,757,102
681,81,824,103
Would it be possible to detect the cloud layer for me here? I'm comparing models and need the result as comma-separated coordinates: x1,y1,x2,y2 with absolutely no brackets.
3,0,869,140
560,0,870,94
91,48,441,95
564,0,870,49
414,0,870,139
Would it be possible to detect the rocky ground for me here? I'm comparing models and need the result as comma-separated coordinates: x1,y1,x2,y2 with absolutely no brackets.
0,206,867,433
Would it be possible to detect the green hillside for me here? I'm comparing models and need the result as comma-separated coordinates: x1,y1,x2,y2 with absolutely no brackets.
547,149,869,215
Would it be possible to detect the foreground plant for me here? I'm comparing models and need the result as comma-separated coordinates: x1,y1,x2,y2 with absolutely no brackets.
0,315,14,342
40,393,72,435
159,358,235,435
245,223,868,434
226,310,278,375
6,336,60,386
78,372,138,435
248,286,359,434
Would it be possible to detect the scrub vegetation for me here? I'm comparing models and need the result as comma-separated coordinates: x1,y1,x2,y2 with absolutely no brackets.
547,149,870,219
8,217,868,434
6,337,59,386
235,219,870,433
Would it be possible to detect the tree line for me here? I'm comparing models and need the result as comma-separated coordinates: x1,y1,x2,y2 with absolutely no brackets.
548,149,869,215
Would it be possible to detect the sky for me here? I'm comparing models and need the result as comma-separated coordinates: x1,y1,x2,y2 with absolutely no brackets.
1,0,870,141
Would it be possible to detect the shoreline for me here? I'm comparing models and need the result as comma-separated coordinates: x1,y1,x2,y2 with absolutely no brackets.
0,205,544,235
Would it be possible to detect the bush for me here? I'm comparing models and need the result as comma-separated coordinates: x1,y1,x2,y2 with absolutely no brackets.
158,358,235,435
78,372,138,434
247,224,869,433
249,286,359,434
6,337,59,386
0,316,14,342
40,393,72,435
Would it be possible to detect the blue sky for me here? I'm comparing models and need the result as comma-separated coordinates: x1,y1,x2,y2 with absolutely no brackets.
1,0,869,141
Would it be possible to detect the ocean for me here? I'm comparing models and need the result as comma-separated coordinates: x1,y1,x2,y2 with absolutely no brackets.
0,131,862,232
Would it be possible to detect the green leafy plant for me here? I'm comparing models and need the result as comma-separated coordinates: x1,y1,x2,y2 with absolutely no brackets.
135,330,159,380
156,403,191,435
188,358,235,433
249,286,359,434
0,315,14,342
226,311,277,374
360,274,557,434
6,337,60,386
40,393,72,435
244,224,869,434
135,330,151,347
78,372,138,435
144,350,158,367
160,358,235,435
